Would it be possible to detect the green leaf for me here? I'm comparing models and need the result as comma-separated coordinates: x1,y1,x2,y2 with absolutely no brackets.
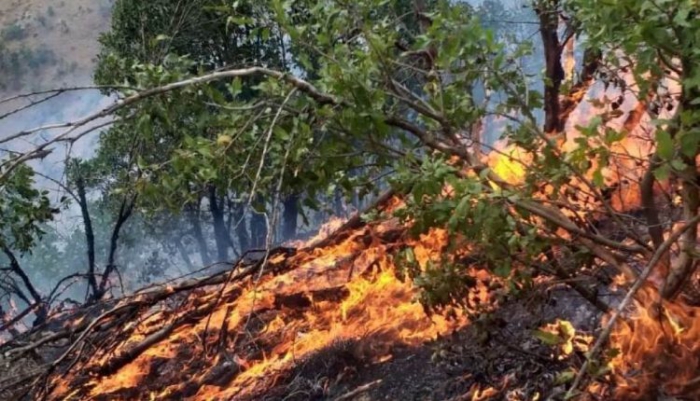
605,347,621,359
680,131,700,158
671,159,687,171
454,197,470,220
592,169,604,188
653,164,671,181
273,125,289,141
533,329,561,346
656,130,674,161
494,263,511,277
554,370,576,385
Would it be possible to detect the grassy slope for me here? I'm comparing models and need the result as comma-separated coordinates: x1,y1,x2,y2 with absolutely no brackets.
0,0,113,93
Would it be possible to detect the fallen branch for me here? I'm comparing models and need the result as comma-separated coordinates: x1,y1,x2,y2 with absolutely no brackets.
333,379,382,401
1,246,294,389
96,296,223,375
308,188,397,251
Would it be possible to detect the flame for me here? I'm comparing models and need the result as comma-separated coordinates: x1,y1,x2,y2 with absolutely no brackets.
46,207,480,400
485,67,681,218
608,286,700,399
486,143,530,185
469,384,499,400
286,216,347,248
482,68,700,400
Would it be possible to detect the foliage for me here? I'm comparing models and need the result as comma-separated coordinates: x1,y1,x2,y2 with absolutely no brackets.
569,0,700,164
0,165,58,253
93,0,554,306
92,0,298,262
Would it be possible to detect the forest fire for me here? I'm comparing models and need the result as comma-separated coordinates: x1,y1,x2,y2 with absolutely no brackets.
2,0,700,399
0,76,691,401
25,94,698,400
40,199,484,400
478,69,700,401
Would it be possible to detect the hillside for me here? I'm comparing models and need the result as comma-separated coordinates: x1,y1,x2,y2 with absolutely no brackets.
0,0,114,187
0,195,605,401
0,0,113,93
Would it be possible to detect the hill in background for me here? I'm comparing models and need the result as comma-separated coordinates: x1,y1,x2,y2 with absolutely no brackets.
0,0,113,93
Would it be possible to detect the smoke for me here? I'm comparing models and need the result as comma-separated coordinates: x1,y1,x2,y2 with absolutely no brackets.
0,0,119,314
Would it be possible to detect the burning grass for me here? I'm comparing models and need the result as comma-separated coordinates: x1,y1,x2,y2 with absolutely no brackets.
609,286,700,399
37,203,486,400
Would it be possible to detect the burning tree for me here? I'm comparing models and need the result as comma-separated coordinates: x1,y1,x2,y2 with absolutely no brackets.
1,0,700,399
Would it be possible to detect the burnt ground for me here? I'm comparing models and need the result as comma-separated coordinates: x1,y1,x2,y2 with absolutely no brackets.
250,283,610,401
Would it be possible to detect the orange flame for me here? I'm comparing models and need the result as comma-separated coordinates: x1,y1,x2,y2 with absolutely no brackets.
609,286,700,399
47,209,478,400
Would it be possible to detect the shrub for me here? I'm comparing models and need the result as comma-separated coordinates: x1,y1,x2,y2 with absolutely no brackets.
2,24,27,41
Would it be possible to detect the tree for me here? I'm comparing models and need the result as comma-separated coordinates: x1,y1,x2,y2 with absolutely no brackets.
567,0,700,299
93,0,447,255
93,0,295,262
65,158,137,302
0,165,60,325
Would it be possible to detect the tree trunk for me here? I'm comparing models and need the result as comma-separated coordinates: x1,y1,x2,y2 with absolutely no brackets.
250,195,268,248
662,82,700,299
536,0,564,135
95,195,136,300
208,186,230,263
188,200,212,266
75,178,98,298
230,201,251,253
282,194,299,240
1,245,47,326
173,235,194,271
334,191,344,217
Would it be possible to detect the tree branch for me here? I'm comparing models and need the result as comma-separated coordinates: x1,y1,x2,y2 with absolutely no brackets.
0,246,47,325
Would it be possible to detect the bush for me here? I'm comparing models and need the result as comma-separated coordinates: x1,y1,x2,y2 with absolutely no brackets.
36,15,48,27
23,47,57,69
2,24,27,41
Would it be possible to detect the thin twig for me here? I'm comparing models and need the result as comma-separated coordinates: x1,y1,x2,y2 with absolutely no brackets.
333,380,382,401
